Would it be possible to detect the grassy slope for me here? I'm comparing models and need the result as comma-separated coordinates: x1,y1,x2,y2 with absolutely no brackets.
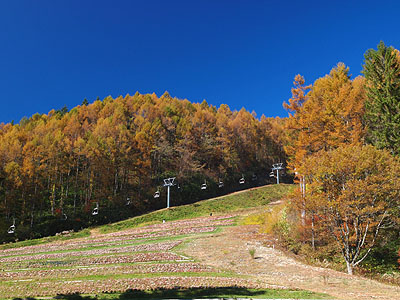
0,183,333,299
0,228,91,250
0,184,292,251
101,183,293,233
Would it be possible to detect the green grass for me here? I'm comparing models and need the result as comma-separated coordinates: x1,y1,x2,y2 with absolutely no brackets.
0,228,91,250
3,260,202,272
29,271,240,282
43,287,332,299
100,184,293,234
0,227,226,261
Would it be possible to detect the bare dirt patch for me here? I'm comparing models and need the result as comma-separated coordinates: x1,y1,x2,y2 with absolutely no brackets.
185,224,400,300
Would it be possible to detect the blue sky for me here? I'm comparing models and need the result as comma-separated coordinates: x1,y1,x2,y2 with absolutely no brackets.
0,0,399,123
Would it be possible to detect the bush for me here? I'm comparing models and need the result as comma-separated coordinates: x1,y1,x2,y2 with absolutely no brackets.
260,204,286,234
249,248,256,259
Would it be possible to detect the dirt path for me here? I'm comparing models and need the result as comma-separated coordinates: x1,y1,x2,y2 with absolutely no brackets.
185,224,400,300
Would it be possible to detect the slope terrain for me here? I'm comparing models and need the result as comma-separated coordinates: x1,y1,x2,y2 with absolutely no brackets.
186,225,400,300
0,184,323,299
0,184,397,299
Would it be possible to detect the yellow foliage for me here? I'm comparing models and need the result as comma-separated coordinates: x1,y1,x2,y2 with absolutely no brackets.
261,203,287,234
242,203,288,234
241,213,265,225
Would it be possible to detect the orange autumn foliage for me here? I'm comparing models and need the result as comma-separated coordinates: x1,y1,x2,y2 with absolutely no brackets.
283,63,366,171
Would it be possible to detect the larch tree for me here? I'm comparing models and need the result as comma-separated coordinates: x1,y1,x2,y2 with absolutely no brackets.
283,64,366,245
284,63,366,171
282,74,311,170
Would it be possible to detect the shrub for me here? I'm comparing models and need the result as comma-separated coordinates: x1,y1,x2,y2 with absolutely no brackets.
249,248,256,259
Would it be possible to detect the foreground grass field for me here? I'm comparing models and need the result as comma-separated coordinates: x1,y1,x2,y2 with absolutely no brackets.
0,184,331,299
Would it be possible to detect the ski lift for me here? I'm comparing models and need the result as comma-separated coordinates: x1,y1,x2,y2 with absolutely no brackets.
269,171,275,178
7,218,15,234
92,202,99,216
126,197,131,206
154,188,160,198
60,208,67,220
252,174,257,181
239,174,245,184
218,178,224,188
201,180,207,190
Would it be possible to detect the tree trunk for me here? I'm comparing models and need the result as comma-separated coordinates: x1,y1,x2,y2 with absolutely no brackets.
300,176,306,226
311,213,315,250
346,261,353,275
74,156,79,214
51,184,55,216
30,203,35,228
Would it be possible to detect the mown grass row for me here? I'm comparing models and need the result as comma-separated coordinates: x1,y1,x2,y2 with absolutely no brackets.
41,287,332,300
0,229,223,259
0,228,91,250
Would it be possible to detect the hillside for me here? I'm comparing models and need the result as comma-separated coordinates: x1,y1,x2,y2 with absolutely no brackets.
0,92,287,242
0,184,331,300
1,184,400,299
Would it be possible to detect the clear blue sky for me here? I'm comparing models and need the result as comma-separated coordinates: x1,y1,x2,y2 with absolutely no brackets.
1,0,399,123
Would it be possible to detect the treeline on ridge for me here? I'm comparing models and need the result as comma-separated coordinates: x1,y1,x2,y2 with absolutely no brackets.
0,92,286,242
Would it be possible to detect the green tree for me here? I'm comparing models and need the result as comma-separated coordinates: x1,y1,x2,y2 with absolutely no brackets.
362,41,400,155
82,98,89,106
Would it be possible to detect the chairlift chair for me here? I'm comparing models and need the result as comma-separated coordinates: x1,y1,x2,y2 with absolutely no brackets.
201,180,207,190
60,208,67,220
92,202,99,216
7,219,15,234
269,171,275,178
154,189,160,198
7,225,15,234
239,174,245,184
126,197,131,206
218,178,224,188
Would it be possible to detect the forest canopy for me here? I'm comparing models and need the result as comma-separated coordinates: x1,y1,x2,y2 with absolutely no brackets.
0,92,285,241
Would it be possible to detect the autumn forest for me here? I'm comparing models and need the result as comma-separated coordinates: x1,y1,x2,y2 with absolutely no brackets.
0,89,286,242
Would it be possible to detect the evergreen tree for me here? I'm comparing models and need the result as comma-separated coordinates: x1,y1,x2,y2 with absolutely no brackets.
82,98,89,106
362,41,400,155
